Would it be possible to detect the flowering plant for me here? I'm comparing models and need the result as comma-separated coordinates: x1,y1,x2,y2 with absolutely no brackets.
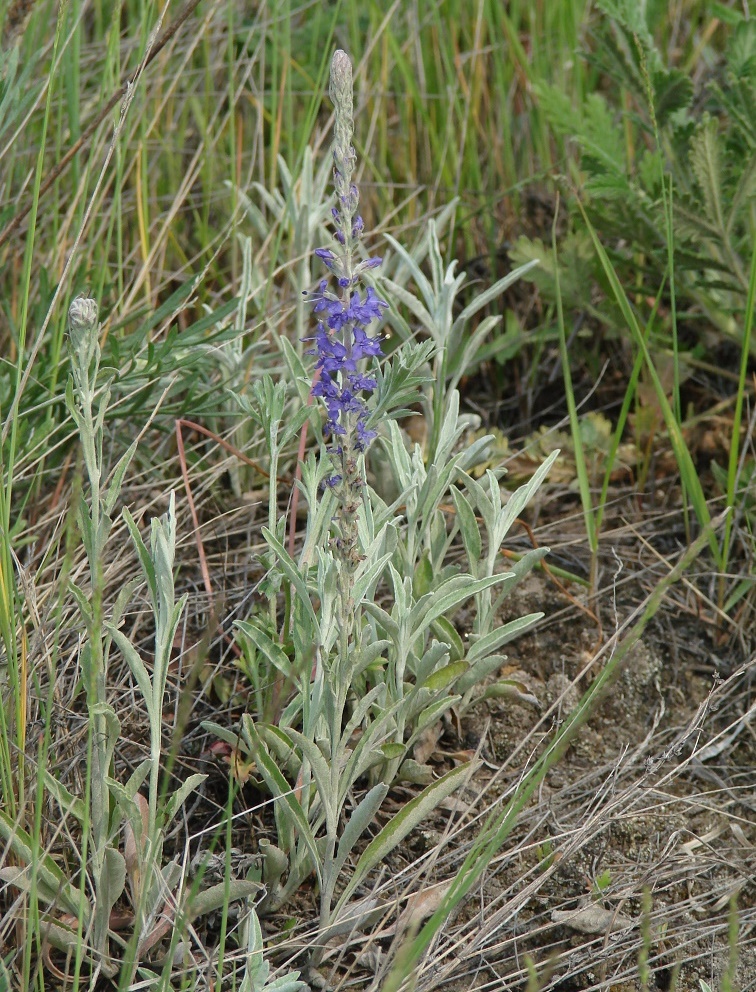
206,48,557,979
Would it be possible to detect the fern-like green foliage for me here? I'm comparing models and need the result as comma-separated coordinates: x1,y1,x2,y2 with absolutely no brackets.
513,3,756,349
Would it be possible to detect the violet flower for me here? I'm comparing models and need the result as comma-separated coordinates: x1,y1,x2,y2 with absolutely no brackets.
305,52,387,478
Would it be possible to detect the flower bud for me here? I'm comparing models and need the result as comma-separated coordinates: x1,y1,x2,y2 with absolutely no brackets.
68,296,98,334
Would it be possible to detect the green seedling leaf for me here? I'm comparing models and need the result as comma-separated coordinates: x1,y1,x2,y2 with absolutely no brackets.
413,553,434,599
336,762,473,910
456,653,507,696
378,743,405,760
411,696,460,735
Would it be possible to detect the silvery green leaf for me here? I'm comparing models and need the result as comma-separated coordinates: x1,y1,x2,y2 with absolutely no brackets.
383,235,435,314
0,812,83,918
106,777,146,851
108,626,154,717
448,315,501,390
236,621,292,679
110,577,139,629
262,528,317,629
247,726,321,880
122,506,157,605
480,680,541,708
410,573,508,639
491,548,549,615
42,769,86,823
69,579,93,627
318,893,386,943
279,405,313,448
340,684,388,744
451,486,481,566
451,260,539,334
465,613,544,666
353,553,393,606
124,759,151,795
414,641,451,686
103,438,138,517
381,277,435,333
363,599,399,640
92,701,121,767
430,615,465,662
96,845,126,949
425,660,468,691
455,654,507,696
492,450,559,547
382,421,413,489
352,642,391,680
0,866,84,920
278,335,310,405
341,702,406,789
283,728,336,834
201,720,248,751
336,763,473,910
186,880,263,922
331,783,389,881
252,721,301,779
164,773,207,824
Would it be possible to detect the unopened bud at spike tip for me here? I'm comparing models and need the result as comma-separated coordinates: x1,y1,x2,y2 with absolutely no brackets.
68,296,98,333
